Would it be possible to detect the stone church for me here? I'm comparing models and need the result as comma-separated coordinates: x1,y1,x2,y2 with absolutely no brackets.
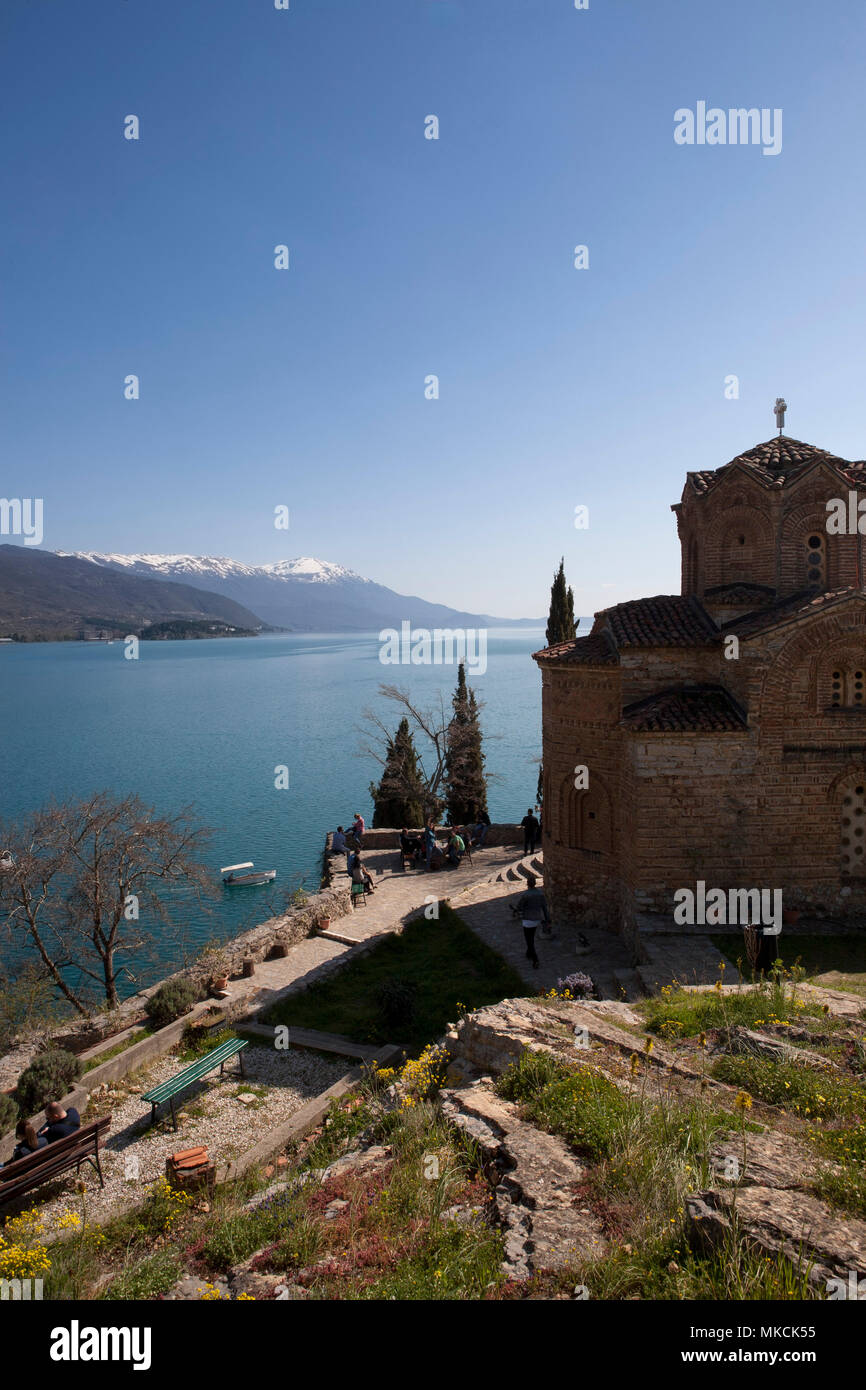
534,423,866,939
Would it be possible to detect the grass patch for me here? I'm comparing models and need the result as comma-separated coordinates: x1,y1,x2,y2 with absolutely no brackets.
711,1054,865,1123
560,1228,819,1302
100,1249,183,1300
497,1050,630,1161
81,1028,152,1073
261,903,525,1052
642,980,828,1040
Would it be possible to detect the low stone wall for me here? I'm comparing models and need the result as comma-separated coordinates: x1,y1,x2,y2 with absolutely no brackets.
325,823,526,854
183,883,352,989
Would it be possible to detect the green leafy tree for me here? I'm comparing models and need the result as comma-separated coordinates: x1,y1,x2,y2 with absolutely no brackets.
445,663,489,824
546,557,576,647
369,717,426,827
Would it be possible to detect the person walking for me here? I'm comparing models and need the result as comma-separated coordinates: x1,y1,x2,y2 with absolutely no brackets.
515,873,550,970
521,808,540,857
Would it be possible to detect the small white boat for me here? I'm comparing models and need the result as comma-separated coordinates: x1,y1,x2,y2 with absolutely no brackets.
221,861,277,887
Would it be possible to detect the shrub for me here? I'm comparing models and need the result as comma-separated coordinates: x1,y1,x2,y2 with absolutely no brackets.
556,972,594,998
144,977,199,1030
15,1049,82,1116
0,1092,19,1136
374,978,418,1035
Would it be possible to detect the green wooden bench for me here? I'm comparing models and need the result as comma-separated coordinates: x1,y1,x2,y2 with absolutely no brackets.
142,1037,248,1131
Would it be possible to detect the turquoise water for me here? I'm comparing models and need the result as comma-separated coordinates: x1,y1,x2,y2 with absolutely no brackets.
0,629,546,988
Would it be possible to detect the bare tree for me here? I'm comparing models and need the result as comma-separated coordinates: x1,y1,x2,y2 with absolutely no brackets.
0,792,214,1014
358,684,452,821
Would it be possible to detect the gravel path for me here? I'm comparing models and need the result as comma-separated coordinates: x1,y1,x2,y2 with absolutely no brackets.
12,1042,349,1229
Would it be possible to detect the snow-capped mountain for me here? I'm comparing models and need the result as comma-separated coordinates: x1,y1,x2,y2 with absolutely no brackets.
57,552,538,632
64,553,367,586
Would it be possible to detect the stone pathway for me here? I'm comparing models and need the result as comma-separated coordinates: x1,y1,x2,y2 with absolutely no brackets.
226,844,525,1013
448,865,636,1000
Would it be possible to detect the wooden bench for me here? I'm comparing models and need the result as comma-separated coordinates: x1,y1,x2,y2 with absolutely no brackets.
142,1037,248,1131
0,1115,111,1208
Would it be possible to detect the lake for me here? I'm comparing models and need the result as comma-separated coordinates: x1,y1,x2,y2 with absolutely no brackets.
0,628,552,991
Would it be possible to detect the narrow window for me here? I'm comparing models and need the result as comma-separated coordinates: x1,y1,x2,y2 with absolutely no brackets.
841,784,866,874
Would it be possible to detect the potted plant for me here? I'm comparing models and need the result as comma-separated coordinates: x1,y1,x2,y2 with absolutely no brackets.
782,906,800,926
197,940,231,994
319,915,332,931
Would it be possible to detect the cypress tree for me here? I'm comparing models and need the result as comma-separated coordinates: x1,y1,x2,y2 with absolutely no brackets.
369,717,426,827
546,557,577,647
445,663,489,824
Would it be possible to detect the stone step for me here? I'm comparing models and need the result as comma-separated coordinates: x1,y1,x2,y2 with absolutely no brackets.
317,928,365,946
637,935,726,994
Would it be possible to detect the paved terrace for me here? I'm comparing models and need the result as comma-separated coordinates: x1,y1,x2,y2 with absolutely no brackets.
236,843,638,1015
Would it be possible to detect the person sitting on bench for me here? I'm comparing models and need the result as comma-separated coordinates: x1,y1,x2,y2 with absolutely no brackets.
38,1101,81,1144
1,1120,47,1168
400,828,424,863
446,829,465,866
351,855,376,895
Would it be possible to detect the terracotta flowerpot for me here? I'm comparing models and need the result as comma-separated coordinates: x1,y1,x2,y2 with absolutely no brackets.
212,974,229,993
782,908,800,926
319,916,332,931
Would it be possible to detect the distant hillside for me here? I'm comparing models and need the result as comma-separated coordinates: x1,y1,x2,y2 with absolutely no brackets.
0,546,266,639
65,552,543,632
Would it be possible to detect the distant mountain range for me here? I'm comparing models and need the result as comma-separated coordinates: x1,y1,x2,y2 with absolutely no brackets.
0,546,541,639
0,547,264,639
60,552,542,632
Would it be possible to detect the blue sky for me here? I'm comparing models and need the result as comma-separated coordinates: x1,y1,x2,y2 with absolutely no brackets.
3,0,866,618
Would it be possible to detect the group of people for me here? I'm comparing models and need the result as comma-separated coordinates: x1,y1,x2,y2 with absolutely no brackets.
401,812,491,872
4,1101,81,1166
331,814,378,898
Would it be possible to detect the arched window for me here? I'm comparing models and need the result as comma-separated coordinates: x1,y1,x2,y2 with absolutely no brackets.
829,667,865,708
841,782,866,874
805,534,825,589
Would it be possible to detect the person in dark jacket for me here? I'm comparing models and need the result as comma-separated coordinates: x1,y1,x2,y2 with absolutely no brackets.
515,873,550,969
521,809,540,856
38,1102,81,1144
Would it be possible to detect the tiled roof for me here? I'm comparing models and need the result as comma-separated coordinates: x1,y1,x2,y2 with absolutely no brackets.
688,436,862,495
620,684,748,733
728,586,866,638
533,631,618,665
594,595,719,648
